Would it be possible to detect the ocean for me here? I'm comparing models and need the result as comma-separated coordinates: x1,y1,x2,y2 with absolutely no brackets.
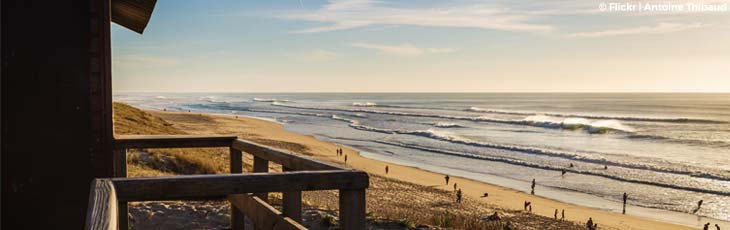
115,93,730,226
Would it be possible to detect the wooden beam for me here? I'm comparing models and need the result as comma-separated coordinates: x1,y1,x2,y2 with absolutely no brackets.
85,179,118,230
232,139,340,171
114,135,237,149
253,156,270,200
113,148,127,178
112,170,369,201
228,194,307,230
111,0,157,34
339,189,366,230
282,167,302,222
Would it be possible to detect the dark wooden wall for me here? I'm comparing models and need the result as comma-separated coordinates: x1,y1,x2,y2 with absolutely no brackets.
1,0,114,229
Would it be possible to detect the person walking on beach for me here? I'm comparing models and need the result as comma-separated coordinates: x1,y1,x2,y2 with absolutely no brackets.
694,199,704,214
344,154,348,164
715,224,720,230
385,165,389,175
531,178,536,195
445,175,450,185
622,192,628,214
523,201,531,211
454,183,458,191
586,217,594,230
456,189,463,203
554,209,558,219
704,223,710,230
561,209,565,221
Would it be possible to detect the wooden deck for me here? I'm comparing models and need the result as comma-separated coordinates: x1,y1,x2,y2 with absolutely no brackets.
86,135,369,230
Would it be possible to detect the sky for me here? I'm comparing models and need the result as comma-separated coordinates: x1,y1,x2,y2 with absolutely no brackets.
112,0,730,92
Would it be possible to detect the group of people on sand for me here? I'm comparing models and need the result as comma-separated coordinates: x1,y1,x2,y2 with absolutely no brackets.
335,148,348,164
703,222,721,230
444,175,467,204
554,209,565,221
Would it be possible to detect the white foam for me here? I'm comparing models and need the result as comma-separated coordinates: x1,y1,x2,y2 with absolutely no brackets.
352,102,378,107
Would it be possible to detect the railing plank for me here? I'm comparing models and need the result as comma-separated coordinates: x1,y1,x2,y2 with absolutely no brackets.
228,194,307,230
114,135,237,149
85,179,118,230
112,170,369,202
232,139,339,171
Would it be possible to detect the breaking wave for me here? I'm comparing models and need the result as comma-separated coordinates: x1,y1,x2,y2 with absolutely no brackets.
253,98,290,103
321,115,730,184
371,140,730,196
433,122,464,128
198,96,228,103
467,107,725,124
271,102,632,133
352,102,378,107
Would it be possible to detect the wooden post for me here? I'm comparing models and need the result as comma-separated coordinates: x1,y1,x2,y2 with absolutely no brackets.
253,156,269,200
113,148,128,230
339,189,366,230
282,167,302,222
230,147,245,230
113,148,127,178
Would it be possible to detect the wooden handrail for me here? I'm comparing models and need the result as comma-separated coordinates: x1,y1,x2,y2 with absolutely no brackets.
232,139,341,171
112,170,369,201
85,179,118,230
94,135,368,230
114,135,238,149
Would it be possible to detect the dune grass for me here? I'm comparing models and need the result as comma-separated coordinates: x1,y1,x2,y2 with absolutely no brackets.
113,103,235,176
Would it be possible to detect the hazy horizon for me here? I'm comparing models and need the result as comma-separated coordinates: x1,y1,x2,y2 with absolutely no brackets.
112,0,730,93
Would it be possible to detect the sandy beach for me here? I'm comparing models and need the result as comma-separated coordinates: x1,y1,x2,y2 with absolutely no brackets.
136,108,697,230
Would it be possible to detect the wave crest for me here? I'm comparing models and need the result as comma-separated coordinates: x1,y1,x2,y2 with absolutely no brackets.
253,98,290,103
352,102,378,107
467,107,724,124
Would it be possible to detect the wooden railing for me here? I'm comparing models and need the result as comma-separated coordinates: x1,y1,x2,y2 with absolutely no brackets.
86,135,369,230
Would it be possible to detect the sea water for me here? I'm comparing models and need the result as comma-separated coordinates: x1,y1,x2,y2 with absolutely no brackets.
116,93,730,227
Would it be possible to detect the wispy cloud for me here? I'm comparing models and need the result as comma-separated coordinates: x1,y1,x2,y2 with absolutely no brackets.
278,0,553,33
351,42,454,57
568,22,705,38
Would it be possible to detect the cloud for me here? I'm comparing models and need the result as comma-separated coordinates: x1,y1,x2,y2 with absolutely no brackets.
351,42,454,57
278,0,553,33
568,22,705,38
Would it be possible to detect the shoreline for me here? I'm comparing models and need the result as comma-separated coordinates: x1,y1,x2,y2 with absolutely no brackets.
152,109,708,230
